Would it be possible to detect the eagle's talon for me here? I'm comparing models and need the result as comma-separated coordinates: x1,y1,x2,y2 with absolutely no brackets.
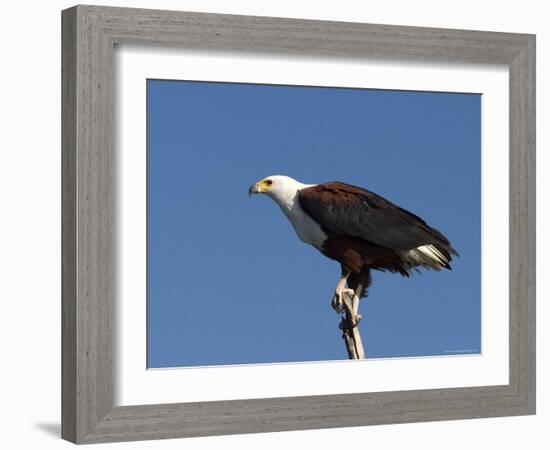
332,288,355,313
350,314,362,327
338,319,345,330
333,301,344,314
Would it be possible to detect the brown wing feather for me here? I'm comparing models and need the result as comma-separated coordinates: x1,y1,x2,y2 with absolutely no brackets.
298,182,458,258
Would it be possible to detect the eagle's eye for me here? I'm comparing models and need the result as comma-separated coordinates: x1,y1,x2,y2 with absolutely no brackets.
265,180,273,186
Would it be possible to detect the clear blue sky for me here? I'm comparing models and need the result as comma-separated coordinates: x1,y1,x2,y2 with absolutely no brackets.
147,79,481,368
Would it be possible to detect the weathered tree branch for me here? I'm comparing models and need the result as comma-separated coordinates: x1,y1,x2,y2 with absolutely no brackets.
338,288,365,359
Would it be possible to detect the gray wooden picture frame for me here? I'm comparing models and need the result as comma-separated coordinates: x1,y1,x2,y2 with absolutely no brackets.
61,4,536,444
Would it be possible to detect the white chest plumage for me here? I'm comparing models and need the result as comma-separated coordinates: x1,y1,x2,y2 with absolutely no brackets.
267,183,328,250
279,197,328,249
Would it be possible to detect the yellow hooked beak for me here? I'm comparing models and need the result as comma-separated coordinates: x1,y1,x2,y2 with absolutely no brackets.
248,178,273,197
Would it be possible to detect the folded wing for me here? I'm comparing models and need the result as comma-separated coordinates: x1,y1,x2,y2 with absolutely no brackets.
298,182,458,263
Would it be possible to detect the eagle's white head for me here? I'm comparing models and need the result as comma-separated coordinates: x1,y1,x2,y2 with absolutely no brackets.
249,175,310,206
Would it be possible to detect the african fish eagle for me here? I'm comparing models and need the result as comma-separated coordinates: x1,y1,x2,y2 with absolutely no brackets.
249,175,458,317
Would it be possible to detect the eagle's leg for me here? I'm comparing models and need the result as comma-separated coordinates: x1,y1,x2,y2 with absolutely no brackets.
347,270,372,328
350,296,362,326
350,284,363,325
331,269,355,314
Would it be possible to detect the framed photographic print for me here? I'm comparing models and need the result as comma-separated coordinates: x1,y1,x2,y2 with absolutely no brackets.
61,5,536,444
